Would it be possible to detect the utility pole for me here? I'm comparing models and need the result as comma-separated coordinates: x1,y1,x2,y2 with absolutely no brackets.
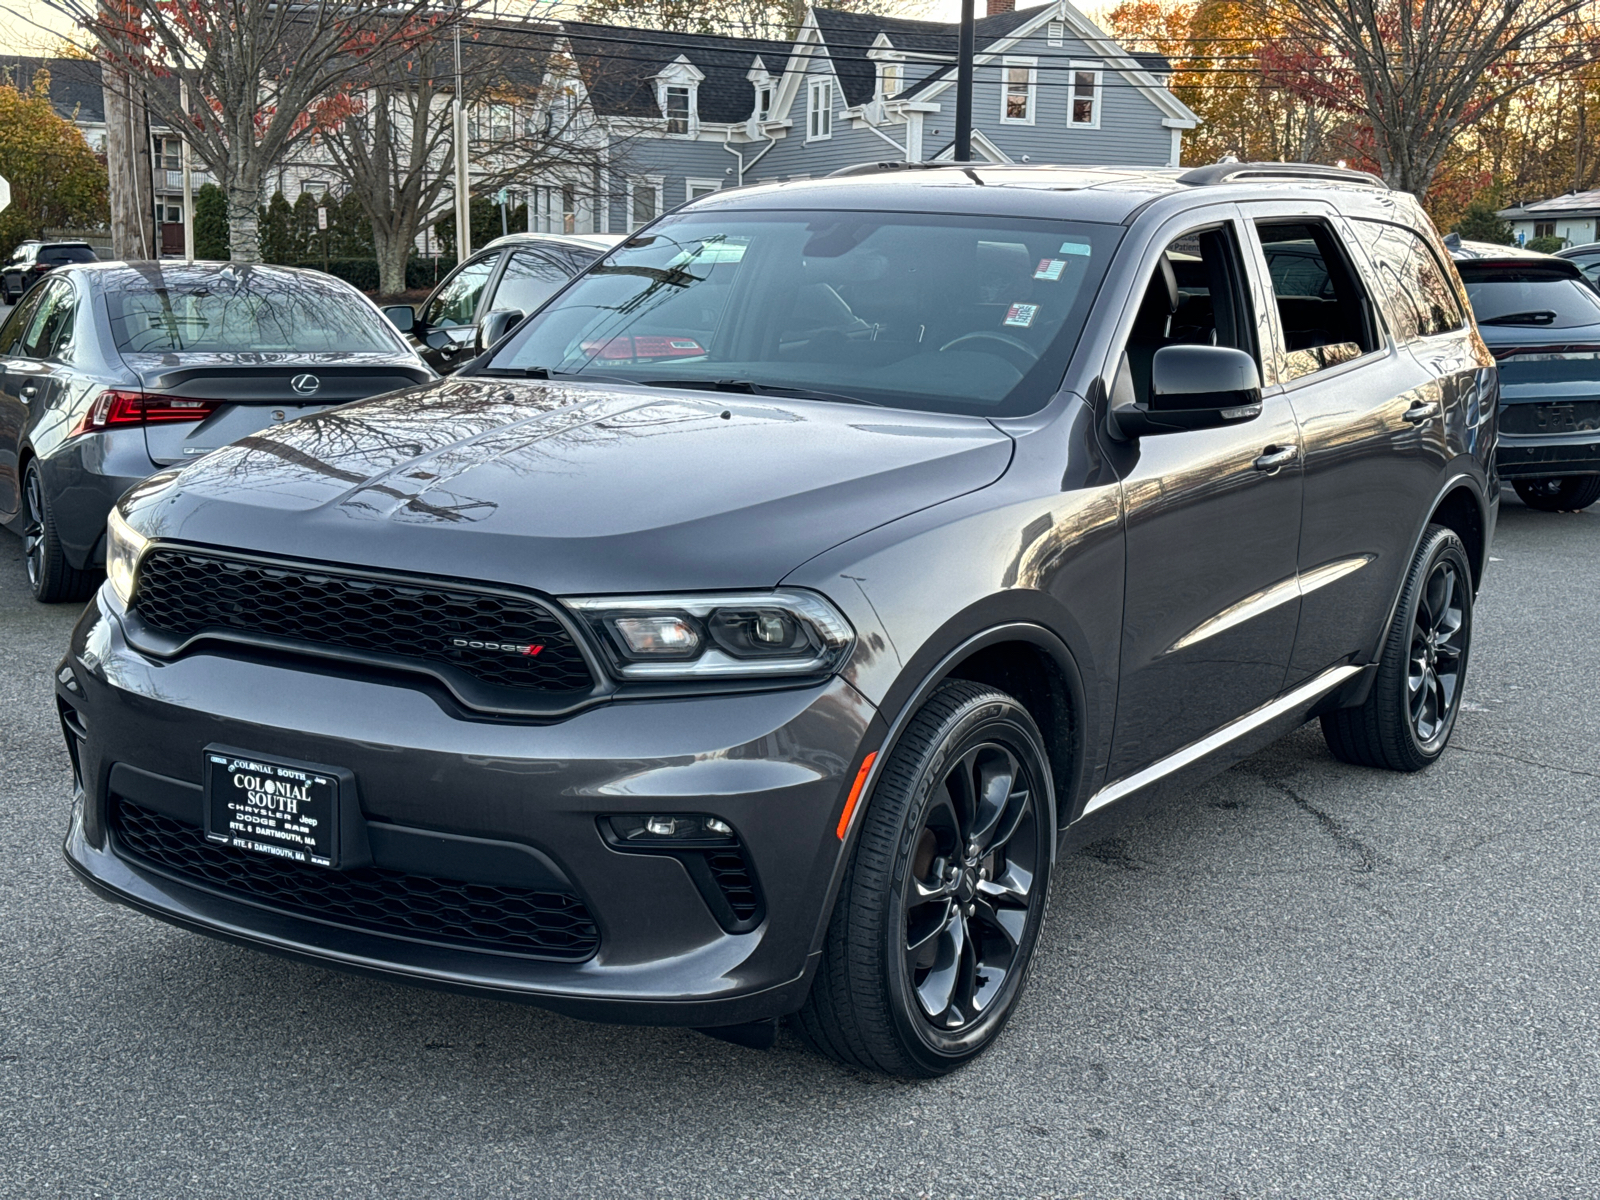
180,78,195,260
453,20,472,261
954,0,975,162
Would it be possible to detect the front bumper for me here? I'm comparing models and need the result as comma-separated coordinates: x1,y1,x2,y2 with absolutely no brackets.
60,590,880,1026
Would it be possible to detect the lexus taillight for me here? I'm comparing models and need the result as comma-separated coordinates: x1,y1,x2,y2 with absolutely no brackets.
71,391,221,436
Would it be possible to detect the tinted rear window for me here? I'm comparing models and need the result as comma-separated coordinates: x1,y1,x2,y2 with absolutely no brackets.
39,245,96,265
1458,264,1600,328
106,270,403,354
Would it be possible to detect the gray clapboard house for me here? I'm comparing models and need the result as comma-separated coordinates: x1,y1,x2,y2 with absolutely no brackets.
554,0,1200,234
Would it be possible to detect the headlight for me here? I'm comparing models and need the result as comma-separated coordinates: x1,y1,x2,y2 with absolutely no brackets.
564,590,854,680
105,506,150,607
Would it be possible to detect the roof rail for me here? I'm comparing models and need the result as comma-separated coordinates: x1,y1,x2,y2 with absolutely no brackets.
826,161,966,178
1176,161,1385,189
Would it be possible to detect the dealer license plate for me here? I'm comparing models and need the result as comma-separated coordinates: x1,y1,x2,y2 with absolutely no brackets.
204,749,341,868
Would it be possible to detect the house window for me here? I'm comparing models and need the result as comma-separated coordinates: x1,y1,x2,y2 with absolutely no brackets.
154,136,181,170
807,77,833,140
163,203,183,223
1534,221,1556,239
665,85,692,135
301,179,328,198
474,103,513,142
1068,64,1102,127
1046,21,1064,46
757,86,771,120
1002,58,1036,123
630,179,662,231
878,62,903,98
687,179,720,201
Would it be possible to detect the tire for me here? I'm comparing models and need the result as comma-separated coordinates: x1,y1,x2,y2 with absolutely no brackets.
792,680,1055,1077
22,461,99,604
1513,475,1600,512
0,278,11,305
1321,524,1473,772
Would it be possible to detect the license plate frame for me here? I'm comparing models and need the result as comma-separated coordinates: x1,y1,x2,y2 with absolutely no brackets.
203,746,347,869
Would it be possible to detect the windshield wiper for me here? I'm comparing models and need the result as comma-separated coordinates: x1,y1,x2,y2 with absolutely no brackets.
640,378,885,407
1480,310,1559,326
482,365,638,385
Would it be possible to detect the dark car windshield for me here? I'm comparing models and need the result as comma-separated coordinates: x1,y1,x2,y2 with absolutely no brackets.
106,270,403,354
1458,263,1600,328
487,211,1121,416
39,245,97,265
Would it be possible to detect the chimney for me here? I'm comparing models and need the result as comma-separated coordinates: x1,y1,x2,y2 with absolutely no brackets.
987,0,1015,14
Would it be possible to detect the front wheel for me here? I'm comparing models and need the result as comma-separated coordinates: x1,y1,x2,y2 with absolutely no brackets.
1513,475,1600,512
793,680,1054,1077
1322,524,1473,771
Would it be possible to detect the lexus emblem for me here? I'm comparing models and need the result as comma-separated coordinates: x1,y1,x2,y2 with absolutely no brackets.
290,374,321,396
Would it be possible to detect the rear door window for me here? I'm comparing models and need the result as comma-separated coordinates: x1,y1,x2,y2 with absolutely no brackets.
22,281,71,358
1454,262,1600,329
1253,220,1381,382
1347,220,1465,341
0,286,47,355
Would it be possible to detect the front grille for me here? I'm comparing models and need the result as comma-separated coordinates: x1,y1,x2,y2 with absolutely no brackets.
706,847,761,924
111,799,599,960
133,548,594,695
1501,400,1600,436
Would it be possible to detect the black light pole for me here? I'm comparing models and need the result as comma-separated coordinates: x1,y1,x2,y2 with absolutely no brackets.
954,0,975,162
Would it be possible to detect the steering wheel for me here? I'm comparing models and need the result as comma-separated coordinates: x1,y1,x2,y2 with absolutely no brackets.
938,331,1040,372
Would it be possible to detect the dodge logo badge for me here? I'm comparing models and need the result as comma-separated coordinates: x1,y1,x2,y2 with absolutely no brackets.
451,637,545,657
290,374,321,396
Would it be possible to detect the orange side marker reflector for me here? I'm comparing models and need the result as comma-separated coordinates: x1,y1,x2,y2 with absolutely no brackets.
836,751,878,840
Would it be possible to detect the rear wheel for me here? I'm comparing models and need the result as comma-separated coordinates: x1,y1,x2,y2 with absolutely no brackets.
1322,524,1472,772
793,680,1054,1077
22,461,98,604
1513,475,1600,512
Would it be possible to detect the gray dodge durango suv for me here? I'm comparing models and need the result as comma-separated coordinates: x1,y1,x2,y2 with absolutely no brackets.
59,162,1497,1076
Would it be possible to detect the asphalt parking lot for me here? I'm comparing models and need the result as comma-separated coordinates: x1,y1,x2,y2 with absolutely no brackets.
2,494,1597,1200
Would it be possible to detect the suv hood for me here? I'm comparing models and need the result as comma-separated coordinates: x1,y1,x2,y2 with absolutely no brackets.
130,376,1014,593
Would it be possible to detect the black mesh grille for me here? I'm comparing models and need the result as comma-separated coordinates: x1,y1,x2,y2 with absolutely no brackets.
706,847,761,923
111,799,599,960
1500,401,1600,435
133,549,594,695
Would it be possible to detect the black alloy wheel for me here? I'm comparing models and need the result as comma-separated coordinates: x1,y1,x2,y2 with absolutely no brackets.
22,461,98,604
1323,524,1473,771
1513,475,1600,512
794,680,1054,1076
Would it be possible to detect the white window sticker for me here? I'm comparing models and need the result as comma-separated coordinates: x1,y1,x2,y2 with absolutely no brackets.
1033,258,1067,281
1003,303,1038,328
1059,241,1092,256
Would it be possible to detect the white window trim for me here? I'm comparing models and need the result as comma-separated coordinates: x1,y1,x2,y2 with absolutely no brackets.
876,58,905,100
1067,61,1103,130
626,175,665,232
662,84,697,137
1046,21,1064,46
685,177,722,202
806,76,834,142
1000,56,1037,126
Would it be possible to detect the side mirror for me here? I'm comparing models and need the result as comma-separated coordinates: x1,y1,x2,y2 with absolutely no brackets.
1109,345,1263,439
382,304,416,332
478,309,524,352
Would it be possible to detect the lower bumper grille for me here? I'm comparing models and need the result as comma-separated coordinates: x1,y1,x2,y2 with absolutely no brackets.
110,799,599,961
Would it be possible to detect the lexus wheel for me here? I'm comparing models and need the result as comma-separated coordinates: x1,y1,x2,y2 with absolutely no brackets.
1322,524,1473,771
1513,475,1600,512
22,461,98,604
793,680,1054,1076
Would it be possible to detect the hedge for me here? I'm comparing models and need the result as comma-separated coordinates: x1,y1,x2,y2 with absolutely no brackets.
288,257,458,295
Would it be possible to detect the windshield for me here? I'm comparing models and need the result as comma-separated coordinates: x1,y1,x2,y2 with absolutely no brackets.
1459,265,1600,328
487,211,1121,416
106,271,404,354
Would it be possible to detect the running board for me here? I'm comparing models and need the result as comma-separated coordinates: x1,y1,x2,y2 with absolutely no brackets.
1077,664,1365,820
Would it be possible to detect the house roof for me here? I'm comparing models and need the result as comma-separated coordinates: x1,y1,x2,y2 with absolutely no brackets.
562,21,794,123
0,55,105,125
1498,190,1600,220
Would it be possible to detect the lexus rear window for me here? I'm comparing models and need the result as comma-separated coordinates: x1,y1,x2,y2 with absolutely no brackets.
40,246,96,264
487,210,1121,417
1458,264,1600,328
106,270,403,354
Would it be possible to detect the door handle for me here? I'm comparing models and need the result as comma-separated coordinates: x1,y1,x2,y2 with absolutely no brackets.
1253,444,1298,473
1403,400,1440,423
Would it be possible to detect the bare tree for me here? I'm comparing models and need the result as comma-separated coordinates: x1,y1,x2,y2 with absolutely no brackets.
47,0,478,261
1266,0,1596,195
318,22,611,295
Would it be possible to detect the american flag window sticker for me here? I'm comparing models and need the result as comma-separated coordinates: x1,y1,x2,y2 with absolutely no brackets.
1034,259,1067,281
1003,303,1039,328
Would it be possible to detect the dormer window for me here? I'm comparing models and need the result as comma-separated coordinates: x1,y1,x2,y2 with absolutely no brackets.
877,61,903,98
665,86,692,134
757,86,772,120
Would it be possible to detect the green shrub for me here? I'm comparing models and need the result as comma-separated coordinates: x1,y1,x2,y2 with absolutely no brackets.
1451,203,1513,245
1526,234,1567,254
193,183,229,259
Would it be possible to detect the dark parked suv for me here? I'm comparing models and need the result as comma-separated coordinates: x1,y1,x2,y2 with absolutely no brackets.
59,163,1497,1077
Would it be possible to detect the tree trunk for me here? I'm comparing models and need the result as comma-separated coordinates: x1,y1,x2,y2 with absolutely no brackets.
373,225,411,298
102,69,153,260
226,175,261,263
